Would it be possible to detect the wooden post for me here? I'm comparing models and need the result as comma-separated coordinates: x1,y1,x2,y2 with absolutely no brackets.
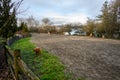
4,45,8,64
14,49,21,80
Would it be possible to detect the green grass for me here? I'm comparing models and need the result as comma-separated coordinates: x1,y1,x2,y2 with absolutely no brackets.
11,37,71,80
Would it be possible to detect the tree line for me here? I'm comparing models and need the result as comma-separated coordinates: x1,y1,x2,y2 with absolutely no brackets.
84,0,120,38
18,16,84,35
19,0,120,38
0,0,120,39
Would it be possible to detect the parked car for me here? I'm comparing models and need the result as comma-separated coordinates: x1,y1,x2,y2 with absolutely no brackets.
71,30,86,36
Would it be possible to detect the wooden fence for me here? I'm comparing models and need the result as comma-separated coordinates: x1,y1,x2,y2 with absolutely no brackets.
3,34,40,80
5,45,40,80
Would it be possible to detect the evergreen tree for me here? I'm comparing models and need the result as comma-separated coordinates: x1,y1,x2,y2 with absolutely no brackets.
100,1,110,35
19,22,28,32
0,0,19,38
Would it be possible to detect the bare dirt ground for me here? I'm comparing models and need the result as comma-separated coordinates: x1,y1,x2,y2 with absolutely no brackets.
31,33,120,80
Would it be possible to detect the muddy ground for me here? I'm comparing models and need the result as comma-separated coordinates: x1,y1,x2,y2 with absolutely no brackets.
31,33,120,80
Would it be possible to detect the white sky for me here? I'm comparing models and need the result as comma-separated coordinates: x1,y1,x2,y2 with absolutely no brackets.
16,0,111,24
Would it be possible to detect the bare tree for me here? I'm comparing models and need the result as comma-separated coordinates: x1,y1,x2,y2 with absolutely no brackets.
42,18,52,34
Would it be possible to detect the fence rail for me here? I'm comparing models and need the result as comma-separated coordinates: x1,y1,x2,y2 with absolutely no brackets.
5,44,40,80
5,46,40,80
0,34,39,80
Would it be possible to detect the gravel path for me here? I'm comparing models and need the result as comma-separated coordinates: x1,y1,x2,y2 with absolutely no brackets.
31,33,120,80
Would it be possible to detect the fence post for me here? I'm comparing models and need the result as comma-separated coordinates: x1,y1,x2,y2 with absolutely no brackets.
14,49,21,80
4,45,8,66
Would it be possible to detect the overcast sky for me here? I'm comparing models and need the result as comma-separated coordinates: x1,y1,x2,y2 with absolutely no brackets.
17,0,111,24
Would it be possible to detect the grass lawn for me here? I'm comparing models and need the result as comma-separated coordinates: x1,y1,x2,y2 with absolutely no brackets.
11,37,71,80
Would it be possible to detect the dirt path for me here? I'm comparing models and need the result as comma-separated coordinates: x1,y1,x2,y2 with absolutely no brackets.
31,33,120,80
